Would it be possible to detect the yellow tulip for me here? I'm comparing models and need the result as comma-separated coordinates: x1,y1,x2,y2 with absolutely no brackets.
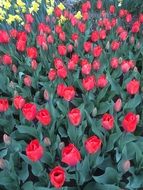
46,6,54,15
58,2,65,11
50,0,54,6
17,0,25,7
58,15,67,25
31,1,39,12
3,0,11,10
75,11,82,20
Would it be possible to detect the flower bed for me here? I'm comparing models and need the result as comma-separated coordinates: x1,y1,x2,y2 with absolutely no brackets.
0,0,143,190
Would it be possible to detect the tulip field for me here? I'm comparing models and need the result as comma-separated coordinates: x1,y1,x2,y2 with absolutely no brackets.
0,0,143,189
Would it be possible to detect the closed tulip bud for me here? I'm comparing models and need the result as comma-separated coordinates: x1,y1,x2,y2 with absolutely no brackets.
0,159,5,169
3,134,11,145
44,90,49,101
74,40,78,48
92,107,97,117
14,90,18,96
130,36,135,44
122,160,130,172
67,44,73,53
106,41,110,49
46,16,50,22
114,98,122,112
31,60,38,70
136,114,140,123
44,137,51,146
24,75,32,87
59,142,65,150
12,64,17,73
133,66,138,72
119,57,123,64
136,42,140,49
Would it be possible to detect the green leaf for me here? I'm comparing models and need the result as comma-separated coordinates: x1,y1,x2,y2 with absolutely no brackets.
96,86,109,102
106,133,122,152
34,188,49,190
127,174,143,189
16,125,39,138
118,133,137,150
22,181,34,190
0,171,15,186
107,71,122,95
84,182,119,190
124,94,142,110
77,156,90,185
31,162,44,177
97,102,110,115
93,167,119,184
18,162,29,182
83,182,96,190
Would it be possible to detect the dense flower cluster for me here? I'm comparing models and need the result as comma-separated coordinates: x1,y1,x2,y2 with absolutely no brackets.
0,0,143,189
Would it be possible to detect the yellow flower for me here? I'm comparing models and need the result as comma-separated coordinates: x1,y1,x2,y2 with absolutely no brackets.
37,0,41,3
17,0,25,7
21,21,24,25
46,6,54,15
50,0,54,6
58,2,65,11
14,4,18,9
22,7,26,13
0,8,6,16
58,15,67,25
31,1,39,12
45,0,50,4
15,9,20,13
29,7,33,13
0,15,5,21
75,11,82,20
15,15,22,22
3,0,11,10
6,14,15,25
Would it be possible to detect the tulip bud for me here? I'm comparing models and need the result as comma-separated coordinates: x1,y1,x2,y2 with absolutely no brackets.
46,16,50,22
67,44,73,53
92,60,101,71
24,75,32,87
0,56,2,64
92,107,97,117
74,40,78,48
136,114,140,124
59,142,65,150
0,159,5,169
130,36,135,44
114,98,122,112
44,137,51,146
44,90,49,101
42,43,48,51
106,41,110,49
119,57,123,64
136,42,140,49
14,90,18,96
122,160,130,172
3,134,11,145
133,66,138,72
31,60,38,70
12,64,17,73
